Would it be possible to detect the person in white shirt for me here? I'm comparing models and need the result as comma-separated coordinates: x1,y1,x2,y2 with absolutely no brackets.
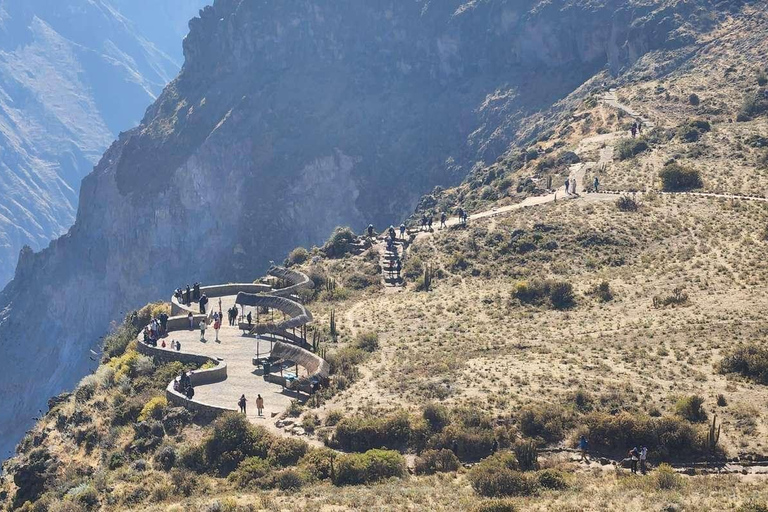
639,446,648,474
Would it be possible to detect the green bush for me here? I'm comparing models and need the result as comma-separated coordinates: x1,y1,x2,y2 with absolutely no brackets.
178,444,207,473
429,424,497,461
345,272,379,290
688,93,700,106
719,343,768,384
153,446,177,472
659,162,702,191
518,404,572,443
423,402,451,433
65,482,99,510
737,88,768,121
537,469,567,489
203,413,273,476
615,138,649,161
287,247,309,266
468,453,538,498
474,500,518,512
414,449,461,475
268,437,309,467
298,448,338,481
654,463,682,490
354,331,379,353
512,280,574,310
138,396,168,422
323,227,357,258
326,347,368,380
333,449,406,486
675,395,707,423
334,411,413,452
738,502,768,512
227,457,272,488
272,469,306,490
584,412,704,459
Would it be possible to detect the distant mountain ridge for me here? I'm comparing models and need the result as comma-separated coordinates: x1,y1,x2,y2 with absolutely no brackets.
0,0,207,289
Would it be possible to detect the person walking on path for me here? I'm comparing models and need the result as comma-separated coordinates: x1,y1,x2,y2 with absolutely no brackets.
440,212,447,228
213,316,221,342
185,285,191,305
629,446,640,474
396,259,402,280
631,123,638,138
462,210,468,224
427,216,433,231
593,176,600,193
367,224,375,238
639,446,648,475
199,293,208,315
564,179,570,195
579,435,589,461
457,208,465,225
571,178,577,195
187,312,194,330
256,394,264,417
199,318,207,342
238,394,247,415
388,225,396,241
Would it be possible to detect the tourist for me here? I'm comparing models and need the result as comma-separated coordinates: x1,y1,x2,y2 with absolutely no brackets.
388,225,396,241
457,208,465,224
159,312,168,335
367,224,374,237
188,312,194,330
193,282,200,301
593,176,600,193
185,386,195,400
629,446,640,474
462,210,468,224
185,284,191,305
440,212,447,228
256,394,264,416
175,341,181,351
199,293,208,315
579,435,589,461
161,339,166,349
428,216,433,231
399,223,406,239
637,120,643,134
631,123,637,138
640,446,648,475
247,311,253,325
396,259,402,279
213,315,221,342
571,178,577,195
199,318,207,342
238,394,247,414
218,297,222,316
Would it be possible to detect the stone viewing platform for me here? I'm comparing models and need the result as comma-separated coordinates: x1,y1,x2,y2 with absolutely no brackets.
137,266,324,431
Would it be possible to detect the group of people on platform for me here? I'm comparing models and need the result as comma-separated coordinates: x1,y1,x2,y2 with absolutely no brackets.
142,312,169,347
238,394,265,416
173,370,195,400
174,283,201,307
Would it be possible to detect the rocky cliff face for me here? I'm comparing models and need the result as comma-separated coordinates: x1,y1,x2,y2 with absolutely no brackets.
0,0,208,289
0,0,721,458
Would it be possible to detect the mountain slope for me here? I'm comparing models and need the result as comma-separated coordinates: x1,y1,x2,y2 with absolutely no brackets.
0,0,739,460
0,0,207,289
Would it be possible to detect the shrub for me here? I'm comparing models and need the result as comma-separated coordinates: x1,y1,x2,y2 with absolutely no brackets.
659,163,702,191
654,463,682,490
475,500,518,512
299,448,338,481
178,445,207,473
268,437,309,467
718,344,768,384
688,93,700,106
737,88,768,121
512,280,574,309
345,272,379,290
615,138,649,161
102,324,138,360
537,469,567,489
65,482,99,510
325,410,344,426
203,413,273,476
429,424,497,461
423,402,451,432
653,288,689,308
333,449,406,486
162,407,192,435
759,71,768,87
334,411,413,452
590,281,613,302
514,441,539,471
616,195,639,212
468,454,538,498
108,451,126,470
354,331,379,353
414,449,460,475
323,227,357,258
739,503,768,512
326,347,368,379
675,395,707,423
273,469,306,490
154,446,177,472
287,247,309,266
584,412,704,459
518,404,571,443
228,457,272,488
139,396,168,422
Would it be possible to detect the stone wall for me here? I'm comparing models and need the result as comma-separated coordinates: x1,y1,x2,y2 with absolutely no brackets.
171,283,272,315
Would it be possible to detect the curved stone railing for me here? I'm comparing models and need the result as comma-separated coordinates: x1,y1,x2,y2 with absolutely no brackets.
171,283,272,315
266,341,330,393
267,265,314,298
235,293,313,333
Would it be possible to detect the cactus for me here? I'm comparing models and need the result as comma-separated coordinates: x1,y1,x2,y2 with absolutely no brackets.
325,278,337,293
330,310,338,340
312,331,321,353
707,414,721,454
514,441,539,471
423,265,433,292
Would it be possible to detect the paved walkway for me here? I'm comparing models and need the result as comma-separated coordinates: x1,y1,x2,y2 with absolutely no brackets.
165,295,300,428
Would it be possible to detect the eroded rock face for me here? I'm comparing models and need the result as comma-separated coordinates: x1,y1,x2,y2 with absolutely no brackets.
0,0,713,458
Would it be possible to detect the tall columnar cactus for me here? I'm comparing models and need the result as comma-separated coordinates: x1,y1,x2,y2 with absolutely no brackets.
325,278,337,293
423,265,433,292
330,310,337,340
707,414,721,454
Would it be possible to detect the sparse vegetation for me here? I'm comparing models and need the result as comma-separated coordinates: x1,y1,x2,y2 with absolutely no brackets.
719,344,768,384
659,162,702,191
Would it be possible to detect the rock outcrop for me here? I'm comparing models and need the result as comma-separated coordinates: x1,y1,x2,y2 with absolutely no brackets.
0,0,722,459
